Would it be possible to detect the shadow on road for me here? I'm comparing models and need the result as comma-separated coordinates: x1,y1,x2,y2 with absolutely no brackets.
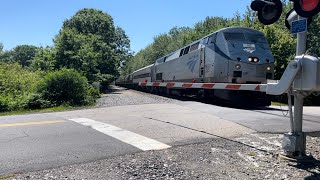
103,85,129,94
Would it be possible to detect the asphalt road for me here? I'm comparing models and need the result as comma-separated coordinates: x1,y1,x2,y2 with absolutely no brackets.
180,101,320,133
1,87,320,177
0,114,139,175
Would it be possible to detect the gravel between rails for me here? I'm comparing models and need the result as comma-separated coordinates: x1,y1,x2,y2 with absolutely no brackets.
95,86,181,108
9,133,320,180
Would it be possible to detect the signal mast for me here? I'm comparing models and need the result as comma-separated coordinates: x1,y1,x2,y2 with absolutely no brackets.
251,0,320,160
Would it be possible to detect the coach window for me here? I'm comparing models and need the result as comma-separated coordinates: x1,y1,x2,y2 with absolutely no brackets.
156,73,162,80
179,49,184,57
183,46,190,55
156,58,163,64
190,42,199,52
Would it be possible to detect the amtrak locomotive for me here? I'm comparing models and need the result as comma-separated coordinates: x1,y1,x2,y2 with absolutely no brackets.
116,27,274,105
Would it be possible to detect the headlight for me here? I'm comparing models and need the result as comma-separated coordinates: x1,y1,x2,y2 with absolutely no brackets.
248,57,253,62
235,64,241,70
267,66,271,71
253,58,259,62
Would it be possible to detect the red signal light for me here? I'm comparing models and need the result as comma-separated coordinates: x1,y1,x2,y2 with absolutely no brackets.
300,0,319,11
291,0,320,17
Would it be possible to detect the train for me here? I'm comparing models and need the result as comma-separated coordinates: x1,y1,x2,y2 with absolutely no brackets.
116,27,275,106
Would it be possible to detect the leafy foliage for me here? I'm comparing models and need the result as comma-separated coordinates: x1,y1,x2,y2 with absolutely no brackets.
25,93,52,110
11,45,38,67
38,68,94,106
94,73,114,92
0,62,41,111
54,8,131,82
31,47,56,72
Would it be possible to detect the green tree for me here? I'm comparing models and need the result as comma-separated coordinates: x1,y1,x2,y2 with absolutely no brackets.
0,43,3,53
307,15,320,56
31,46,56,71
54,8,131,81
114,27,132,68
11,45,38,67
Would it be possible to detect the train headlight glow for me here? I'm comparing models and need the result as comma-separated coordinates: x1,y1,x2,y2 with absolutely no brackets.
253,58,259,62
267,66,271,71
235,64,241,70
248,57,253,62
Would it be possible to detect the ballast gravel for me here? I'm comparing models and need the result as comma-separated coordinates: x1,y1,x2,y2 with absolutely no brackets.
96,86,181,108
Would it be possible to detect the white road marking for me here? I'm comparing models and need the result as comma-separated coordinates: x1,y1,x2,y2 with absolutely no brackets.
69,118,171,151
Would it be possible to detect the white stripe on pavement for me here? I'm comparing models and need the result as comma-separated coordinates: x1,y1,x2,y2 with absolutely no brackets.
69,118,171,151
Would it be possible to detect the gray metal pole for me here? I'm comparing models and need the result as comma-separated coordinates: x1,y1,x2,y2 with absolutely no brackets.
287,88,294,133
296,29,307,55
293,93,304,132
293,16,307,155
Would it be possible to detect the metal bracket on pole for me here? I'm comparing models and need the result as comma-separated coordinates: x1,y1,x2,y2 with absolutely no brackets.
266,59,301,95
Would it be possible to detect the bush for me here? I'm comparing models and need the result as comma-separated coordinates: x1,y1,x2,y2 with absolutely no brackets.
0,96,9,112
38,68,94,106
25,93,53,110
94,73,114,92
87,85,101,99
0,62,41,111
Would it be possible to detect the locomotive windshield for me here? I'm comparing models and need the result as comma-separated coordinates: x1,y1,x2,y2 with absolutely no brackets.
246,33,268,43
224,32,270,51
224,32,245,41
224,32,267,43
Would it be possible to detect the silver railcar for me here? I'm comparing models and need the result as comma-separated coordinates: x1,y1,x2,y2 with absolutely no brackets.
132,64,153,88
153,27,274,84
115,74,133,87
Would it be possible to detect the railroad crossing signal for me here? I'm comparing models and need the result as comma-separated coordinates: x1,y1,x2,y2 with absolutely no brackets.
290,0,320,17
251,0,320,160
251,0,283,25
251,0,319,26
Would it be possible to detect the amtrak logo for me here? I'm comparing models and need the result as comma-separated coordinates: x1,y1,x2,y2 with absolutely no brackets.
243,48,256,53
243,44,256,53
187,59,198,73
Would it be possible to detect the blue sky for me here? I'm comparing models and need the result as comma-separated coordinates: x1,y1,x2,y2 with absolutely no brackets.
1,0,251,53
